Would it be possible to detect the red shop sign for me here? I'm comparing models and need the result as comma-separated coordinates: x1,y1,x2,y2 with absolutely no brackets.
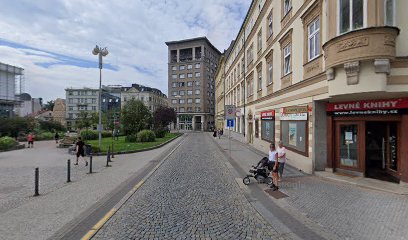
327,98,408,112
261,110,275,120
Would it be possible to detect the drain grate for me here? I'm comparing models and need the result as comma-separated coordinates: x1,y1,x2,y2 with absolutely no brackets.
264,189,288,199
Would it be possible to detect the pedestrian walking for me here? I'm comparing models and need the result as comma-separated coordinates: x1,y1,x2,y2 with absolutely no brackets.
268,143,279,191
213,129,217,138
277,141,286,182
54,132,60,144
27,133,34,148
75,137,88,166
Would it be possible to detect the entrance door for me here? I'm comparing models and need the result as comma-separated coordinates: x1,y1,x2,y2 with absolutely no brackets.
248,122,253,144
366,122,399,183
335,122,364,171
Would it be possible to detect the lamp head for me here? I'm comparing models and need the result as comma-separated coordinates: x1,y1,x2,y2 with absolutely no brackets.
101,47,109,56
92,45,100,55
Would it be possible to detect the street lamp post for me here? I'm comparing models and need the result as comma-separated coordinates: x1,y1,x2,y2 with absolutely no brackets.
92,45,109,149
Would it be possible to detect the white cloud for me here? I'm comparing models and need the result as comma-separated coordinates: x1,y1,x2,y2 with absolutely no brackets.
0,0,250,101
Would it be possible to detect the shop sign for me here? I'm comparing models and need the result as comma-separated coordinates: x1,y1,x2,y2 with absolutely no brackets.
327,98,408,116
280,113,308,121
283,106,309,114
261,110,275,120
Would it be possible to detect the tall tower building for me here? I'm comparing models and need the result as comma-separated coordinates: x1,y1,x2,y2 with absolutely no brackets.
166,37,221,131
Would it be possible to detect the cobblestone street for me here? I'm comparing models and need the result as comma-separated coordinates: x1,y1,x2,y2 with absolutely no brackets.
94,133,288,240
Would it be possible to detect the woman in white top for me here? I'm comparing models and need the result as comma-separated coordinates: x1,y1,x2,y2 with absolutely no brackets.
277,141,286,181
268,143,279,190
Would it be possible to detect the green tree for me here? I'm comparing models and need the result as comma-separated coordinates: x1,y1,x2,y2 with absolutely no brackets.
122,99,152,135
153,106,176,129
0,117,36,137
43,100,55,111
76,111,92,130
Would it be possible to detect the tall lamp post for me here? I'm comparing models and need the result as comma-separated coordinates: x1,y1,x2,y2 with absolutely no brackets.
92,45,109,149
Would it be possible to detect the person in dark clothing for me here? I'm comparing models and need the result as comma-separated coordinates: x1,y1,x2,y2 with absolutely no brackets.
55,132,60,144
213,129,217,138
75,137,88,166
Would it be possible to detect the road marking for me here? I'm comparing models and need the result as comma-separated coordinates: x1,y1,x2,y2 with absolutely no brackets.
81,208,116,240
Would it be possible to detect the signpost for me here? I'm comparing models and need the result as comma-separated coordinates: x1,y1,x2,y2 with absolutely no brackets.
225,105,236,158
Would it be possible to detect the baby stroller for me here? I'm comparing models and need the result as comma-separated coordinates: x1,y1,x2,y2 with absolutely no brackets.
243,157,272,185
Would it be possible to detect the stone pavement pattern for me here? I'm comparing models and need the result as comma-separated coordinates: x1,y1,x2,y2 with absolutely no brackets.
94,133,289,240
215,134,408,240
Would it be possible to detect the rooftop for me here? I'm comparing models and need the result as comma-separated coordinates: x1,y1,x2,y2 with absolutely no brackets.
165,36,221,55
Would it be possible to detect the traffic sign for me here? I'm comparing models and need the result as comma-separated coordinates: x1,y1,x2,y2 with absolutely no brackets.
225,105,236,120
227,119,234,127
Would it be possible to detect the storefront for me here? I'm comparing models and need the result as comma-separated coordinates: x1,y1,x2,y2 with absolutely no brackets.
327,98,408,183
260,110,275,143
280,106,309,157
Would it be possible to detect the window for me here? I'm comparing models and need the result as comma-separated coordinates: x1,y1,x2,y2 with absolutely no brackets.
187,73,193,78
179,82,185,87
179,65,185,70
68,106,73,111
92,106,96,111
172,91,177,96
187,81,193,87
308,18,320,61
179,74,185,79
247,44,253,65
187,90,193,95
92,98,97,103
195,89,201,95
172,99,177,104
172,82,177,87
283,44,291,75
195,63,201,69
241,58,245,74
385,0,395,26
179,90,185,96
179,99,185,104
268,61,273,85
187,98,193,103
195,81,200,86
339,0,364,34
257,30,262,52
284,0,292,16
267,11,273,38
172,66,177,71
172,74,177,79
195,98,201,103
195,72,201,77
187,107,192,112
68,91,73,96
179,107,185,112
257,68,262,91
195,107,201,112
187,64,193,69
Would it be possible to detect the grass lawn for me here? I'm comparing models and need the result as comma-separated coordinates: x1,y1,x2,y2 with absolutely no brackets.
86,133,179,153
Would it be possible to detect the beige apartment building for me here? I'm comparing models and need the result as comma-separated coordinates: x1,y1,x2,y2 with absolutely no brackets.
166,37,221,131
121,84,168,112
216,0,408,185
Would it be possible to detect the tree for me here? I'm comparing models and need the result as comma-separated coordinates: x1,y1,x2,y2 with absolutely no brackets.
153,106,176,129
38,120,66,132
43,100,55,111
0,117,36,137
122,99,152,135
75,111,92,130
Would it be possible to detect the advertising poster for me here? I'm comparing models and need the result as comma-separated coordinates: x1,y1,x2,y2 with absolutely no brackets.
289,123,297,146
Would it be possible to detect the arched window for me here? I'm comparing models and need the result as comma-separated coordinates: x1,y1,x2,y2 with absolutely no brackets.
385,0,396,26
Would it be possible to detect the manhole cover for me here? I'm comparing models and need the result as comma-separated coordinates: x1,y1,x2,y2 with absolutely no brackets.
264,189,288,199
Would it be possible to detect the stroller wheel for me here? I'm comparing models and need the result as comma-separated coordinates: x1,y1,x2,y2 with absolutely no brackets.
265,177,273,185
243,177,250,185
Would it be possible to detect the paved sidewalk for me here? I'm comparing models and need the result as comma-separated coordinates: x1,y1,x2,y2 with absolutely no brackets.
213,134,408,240
0,138,182,240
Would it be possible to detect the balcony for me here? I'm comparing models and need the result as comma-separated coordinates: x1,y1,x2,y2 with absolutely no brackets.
323,27,399,69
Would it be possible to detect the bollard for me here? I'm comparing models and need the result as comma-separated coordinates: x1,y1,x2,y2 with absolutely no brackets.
89,154,93,174
107,146,112,162
111,143,115,159
34,168,39,196
106,149,111,167
67,159,71,183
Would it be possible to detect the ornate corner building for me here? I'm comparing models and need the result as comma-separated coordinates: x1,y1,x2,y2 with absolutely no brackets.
215,0,408,185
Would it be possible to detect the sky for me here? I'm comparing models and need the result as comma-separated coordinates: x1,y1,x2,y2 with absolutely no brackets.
0,0,250,102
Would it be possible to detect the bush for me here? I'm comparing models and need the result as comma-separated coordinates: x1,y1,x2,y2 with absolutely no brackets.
80,130,98,140
137,130,156,142
90,145,101,153
101,131,112,138
36,132,54,140
154,128,167,138
125,134,138,143
0,136,18,150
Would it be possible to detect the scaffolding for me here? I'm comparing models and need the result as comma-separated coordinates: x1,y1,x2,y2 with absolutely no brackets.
0,62,24,117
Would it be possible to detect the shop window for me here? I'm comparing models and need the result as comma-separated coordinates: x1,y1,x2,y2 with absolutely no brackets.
281,120,308,155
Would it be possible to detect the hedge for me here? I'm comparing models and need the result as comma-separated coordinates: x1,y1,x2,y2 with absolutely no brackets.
80,130,98,140
137,130,156,142
0,137,18,150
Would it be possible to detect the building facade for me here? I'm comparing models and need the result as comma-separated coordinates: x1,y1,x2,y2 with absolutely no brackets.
217,0,408,185
166,37,221,131
53,98,66,126
121,84,167,113
65,88,99,130
15,93,42,117
0,62,24,118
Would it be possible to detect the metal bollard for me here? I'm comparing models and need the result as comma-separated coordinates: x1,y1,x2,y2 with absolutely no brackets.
108,146,112,162
67,159,71,183
111,143,115,159
89,154,93,174
106,149,111,167
34,168,39,196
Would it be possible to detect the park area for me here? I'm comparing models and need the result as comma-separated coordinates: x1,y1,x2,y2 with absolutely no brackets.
87,132,179,153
